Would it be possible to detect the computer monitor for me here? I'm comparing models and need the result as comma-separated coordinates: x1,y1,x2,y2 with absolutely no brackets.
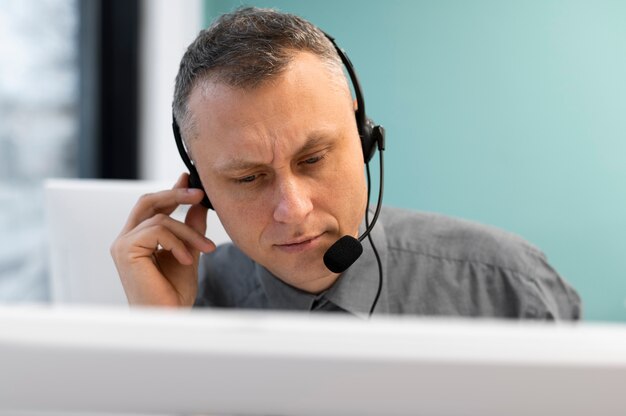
44,179,231,305
1,304,625,416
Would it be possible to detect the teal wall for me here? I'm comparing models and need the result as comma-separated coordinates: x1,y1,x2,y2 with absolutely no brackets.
204,1,626,322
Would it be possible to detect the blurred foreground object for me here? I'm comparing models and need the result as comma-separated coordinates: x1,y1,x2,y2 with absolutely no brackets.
1,305,625,416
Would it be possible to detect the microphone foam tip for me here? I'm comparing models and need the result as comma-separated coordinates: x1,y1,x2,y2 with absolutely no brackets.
323,235,363,273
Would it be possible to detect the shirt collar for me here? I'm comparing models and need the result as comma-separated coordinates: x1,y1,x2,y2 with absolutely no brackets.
256,210,389,316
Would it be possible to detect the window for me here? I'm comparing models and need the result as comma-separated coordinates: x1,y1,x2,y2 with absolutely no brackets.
0,0,79,301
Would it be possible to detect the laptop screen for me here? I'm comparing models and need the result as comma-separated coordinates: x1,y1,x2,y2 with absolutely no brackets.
44,179,230,304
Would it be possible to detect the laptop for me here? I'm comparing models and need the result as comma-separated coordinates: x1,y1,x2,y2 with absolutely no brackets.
44,179,230,305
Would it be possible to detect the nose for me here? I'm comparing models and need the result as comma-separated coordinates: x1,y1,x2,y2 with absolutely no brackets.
272,175,313,224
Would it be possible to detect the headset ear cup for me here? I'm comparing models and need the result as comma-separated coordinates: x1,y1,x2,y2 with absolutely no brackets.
188,168,213,210
359,116,378,163
172,116,213,210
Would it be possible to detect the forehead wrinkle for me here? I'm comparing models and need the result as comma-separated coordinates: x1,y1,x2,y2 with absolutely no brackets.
212,131,276,174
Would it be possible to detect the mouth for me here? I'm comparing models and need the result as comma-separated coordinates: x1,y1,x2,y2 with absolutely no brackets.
274,233,325,254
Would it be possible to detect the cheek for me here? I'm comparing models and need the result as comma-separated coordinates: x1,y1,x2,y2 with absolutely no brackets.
345,170,368,221
214,199,268,247
324,158,368,229
206,180,267,247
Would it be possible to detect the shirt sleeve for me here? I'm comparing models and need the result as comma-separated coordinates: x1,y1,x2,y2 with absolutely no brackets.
520,250,582,320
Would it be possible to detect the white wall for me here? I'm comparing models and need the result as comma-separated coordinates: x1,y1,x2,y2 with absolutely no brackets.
139,0,202,181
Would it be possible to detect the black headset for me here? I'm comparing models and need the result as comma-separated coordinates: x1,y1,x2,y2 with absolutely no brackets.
172,33,385,210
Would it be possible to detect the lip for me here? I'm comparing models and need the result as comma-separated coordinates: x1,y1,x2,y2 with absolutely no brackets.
274,233,324,253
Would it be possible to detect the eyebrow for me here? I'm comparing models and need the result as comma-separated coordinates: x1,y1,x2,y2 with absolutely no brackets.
213,133,334,175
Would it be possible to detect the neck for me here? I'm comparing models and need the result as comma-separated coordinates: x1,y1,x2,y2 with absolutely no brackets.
274,269,339,295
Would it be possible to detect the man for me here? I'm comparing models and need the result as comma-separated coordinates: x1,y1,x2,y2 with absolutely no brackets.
111,7,581,319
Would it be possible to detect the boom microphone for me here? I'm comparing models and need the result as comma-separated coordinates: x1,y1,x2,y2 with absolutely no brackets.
323,139,385,274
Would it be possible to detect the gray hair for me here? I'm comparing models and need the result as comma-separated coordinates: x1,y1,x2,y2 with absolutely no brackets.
172,7,346,142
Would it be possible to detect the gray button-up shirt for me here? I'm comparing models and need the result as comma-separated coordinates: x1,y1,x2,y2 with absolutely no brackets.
195,206,581,320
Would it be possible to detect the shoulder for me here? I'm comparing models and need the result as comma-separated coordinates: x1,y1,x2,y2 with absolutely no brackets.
380,205,541,272
380,206,581,319
201,242,254,272
195,243,261,307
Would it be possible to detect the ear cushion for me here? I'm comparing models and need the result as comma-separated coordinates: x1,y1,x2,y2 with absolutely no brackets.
188,168,213,210
359,116,379,163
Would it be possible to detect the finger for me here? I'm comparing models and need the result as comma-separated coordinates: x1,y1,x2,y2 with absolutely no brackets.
127,225,195,266
134,213,214,254
121,187,205,234
186,202,207,237
185,203,216,255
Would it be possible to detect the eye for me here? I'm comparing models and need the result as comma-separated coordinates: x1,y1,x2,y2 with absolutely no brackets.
236,174,257,184
302,154,325,165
